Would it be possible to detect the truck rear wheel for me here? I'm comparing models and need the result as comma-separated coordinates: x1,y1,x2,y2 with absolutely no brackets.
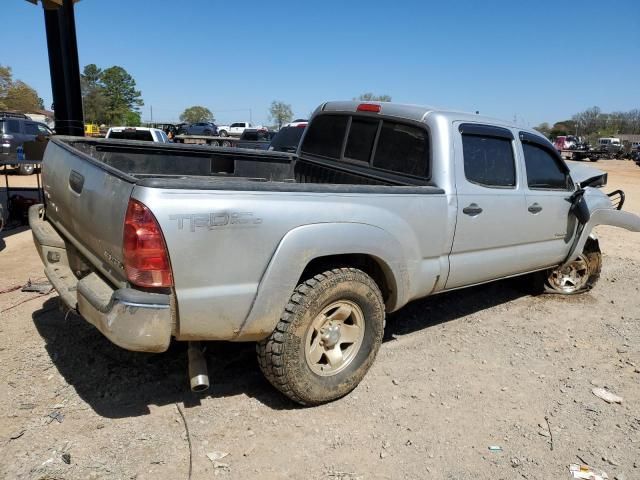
257,268,385,405
18,164,34,175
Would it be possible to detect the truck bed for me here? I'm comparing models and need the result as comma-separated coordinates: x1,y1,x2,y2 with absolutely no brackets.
65,137,437,189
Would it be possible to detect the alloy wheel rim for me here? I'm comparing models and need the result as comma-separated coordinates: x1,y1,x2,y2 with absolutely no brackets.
548,254,590,293
304,300,365,376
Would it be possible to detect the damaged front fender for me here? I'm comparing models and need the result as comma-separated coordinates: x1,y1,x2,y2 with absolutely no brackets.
563,190,640,267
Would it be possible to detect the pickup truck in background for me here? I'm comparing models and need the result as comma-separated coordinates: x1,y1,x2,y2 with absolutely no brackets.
105,127,170,143
268,122,307,152
217,122,261,137
29,101,640,405
234,128,277,150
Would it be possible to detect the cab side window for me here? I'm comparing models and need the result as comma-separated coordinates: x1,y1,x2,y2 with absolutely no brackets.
462,133,516,188
522,143,569,190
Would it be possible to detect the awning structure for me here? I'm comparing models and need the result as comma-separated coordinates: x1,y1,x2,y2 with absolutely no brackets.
25,0,84,136
25,1,81,8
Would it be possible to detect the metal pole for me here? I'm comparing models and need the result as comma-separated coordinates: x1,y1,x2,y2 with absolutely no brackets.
42,0,84,136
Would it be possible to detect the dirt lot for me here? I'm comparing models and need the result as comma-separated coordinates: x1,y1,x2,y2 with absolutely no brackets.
1,161,639,480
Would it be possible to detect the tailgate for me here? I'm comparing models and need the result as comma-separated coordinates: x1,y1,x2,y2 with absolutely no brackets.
42,138,135,287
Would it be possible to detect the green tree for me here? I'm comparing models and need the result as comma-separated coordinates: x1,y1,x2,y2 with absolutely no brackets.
355,93,392,102
0,65,12,109
100,66,143,125
550,120,576,138
0,64,44,112
123,110,141,126
269,100,293,129
533,122,551,137
179,105,214,123
81,64,106,123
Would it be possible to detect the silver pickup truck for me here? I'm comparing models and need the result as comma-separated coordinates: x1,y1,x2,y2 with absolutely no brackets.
30,101,640,405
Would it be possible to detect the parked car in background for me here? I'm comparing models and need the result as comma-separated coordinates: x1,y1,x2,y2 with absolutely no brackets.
178,122,218,136
217,122,261,137
597,137,623,158
1,112,53,174
105,127,170,142
268,122,307,152
284,119,309,128
234,128,277,150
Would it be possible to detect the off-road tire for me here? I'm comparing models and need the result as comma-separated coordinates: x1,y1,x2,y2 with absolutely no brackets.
534,239,601,295
257,268,385,405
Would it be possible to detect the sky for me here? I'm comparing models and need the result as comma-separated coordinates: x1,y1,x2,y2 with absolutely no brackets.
3,0,639,127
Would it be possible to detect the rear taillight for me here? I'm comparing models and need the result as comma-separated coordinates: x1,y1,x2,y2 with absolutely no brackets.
123,198,173,288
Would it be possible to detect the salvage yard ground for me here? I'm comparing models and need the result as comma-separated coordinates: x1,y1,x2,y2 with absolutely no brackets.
1,160,640,480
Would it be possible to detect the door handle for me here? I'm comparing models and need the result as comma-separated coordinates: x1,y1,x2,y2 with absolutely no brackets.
69,170,84,194
462,203,483,216
528,203,543,214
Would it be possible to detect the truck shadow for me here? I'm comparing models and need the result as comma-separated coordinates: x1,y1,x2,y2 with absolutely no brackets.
31,278,529,418
0,225,30,250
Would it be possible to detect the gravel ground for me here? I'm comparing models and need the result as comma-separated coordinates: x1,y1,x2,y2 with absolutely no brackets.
1,160,639,480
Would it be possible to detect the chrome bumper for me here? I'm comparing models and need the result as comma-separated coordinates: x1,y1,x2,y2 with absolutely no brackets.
29,204,173,352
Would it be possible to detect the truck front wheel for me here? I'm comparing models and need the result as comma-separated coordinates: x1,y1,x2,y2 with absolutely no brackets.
542,239,601,294
257,268,385,405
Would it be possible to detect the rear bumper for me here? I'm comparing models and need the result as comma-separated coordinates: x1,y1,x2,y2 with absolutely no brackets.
29,204,173,352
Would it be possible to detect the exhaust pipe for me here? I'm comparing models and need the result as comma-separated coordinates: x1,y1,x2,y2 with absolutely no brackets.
188,342,210,393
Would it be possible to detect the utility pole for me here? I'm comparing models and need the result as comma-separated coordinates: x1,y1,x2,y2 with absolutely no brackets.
150,105,153,124
41,0,84,136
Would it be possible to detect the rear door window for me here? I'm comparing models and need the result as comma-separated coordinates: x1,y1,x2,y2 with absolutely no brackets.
462,134,516,187
522,143,569,189
372,121,429,177
300,115,348,160
6,119,21,134
344,118,378,162
25,122,40,135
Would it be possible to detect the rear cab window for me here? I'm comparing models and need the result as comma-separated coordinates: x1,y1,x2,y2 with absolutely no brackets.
108,129,154,141
300,113,430,181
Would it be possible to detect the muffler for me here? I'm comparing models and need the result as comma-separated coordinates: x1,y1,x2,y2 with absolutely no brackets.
188,342,210,393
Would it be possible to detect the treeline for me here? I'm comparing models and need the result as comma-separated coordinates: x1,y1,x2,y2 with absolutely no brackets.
81,64,143,126
536,107,640,139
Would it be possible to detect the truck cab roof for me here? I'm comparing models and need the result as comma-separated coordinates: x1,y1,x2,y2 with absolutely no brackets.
317,100,552,147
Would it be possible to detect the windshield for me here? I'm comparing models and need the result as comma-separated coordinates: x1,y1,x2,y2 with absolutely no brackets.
270,126,306,152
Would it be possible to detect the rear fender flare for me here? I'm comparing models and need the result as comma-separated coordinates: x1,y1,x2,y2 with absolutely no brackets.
236,223,407,340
